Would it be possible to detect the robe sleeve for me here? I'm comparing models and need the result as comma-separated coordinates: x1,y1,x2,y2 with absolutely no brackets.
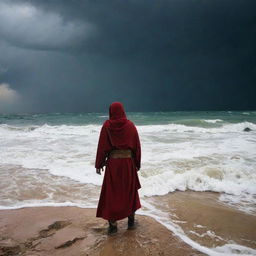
134,126,141,170
95,125,111,169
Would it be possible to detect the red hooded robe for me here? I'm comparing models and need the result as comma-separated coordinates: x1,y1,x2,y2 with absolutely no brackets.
95,102,141,221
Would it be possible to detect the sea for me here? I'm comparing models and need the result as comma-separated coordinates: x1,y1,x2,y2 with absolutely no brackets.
0,111,256,255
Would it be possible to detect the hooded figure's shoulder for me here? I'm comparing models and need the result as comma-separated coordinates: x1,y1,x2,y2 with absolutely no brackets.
126,119,134,126
102,119,137,132
103,120,109,126
126,120,138,130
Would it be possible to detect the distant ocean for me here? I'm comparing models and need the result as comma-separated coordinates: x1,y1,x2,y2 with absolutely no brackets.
1,111,256,255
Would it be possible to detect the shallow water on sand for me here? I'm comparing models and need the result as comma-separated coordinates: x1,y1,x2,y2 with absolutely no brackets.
0,164,99,209
1,164,256,255
144,192,256,253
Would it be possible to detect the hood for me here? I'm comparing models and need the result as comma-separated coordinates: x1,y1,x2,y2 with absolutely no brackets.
105,102,129,131
109,102,127,120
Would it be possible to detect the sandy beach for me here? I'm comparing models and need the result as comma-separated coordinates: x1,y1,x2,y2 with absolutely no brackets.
0,206,204,256
1,191,256,255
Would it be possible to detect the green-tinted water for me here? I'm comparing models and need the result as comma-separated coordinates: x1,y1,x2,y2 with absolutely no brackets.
0,111,256,127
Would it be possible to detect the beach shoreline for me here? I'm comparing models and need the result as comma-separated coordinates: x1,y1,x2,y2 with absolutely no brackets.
0,206,205,256
1,191,256,255
147,191,256,252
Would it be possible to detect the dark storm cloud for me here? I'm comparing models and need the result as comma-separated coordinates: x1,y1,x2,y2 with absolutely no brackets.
0,0,255,113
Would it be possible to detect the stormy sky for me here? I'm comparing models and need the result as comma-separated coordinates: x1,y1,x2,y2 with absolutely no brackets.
0,0,255,113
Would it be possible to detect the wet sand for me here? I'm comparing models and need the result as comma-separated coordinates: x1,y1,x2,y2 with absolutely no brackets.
0,206,204,256
1,191,256,255
149,191,256,250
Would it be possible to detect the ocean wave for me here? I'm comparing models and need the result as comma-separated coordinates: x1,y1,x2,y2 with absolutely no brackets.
203,119,223,123
137,121,256,133
0,121,255,135
139,164,256,197
1,120,255,202
0,123,100,135
0,124,40,132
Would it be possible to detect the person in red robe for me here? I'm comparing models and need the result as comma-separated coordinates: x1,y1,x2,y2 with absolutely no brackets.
95,102,141,234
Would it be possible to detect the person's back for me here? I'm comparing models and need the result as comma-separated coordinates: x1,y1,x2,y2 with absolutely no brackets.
95,102,141,234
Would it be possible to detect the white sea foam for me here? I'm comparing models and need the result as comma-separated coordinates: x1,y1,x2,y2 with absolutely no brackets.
0,201,96,210
137,121,256,133
213,244,256,255
219,193,256,215
204,119,223,123
189,230,225,240
1,122,256,200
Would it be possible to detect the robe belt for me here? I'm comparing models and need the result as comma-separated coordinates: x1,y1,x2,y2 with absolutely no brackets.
109,149,132,158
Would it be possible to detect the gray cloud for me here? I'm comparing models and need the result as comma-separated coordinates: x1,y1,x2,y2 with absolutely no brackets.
0,83,19,101
0,1,96,51
0,83,27,113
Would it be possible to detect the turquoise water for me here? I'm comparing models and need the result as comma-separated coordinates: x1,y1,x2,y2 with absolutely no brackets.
1,111,256,126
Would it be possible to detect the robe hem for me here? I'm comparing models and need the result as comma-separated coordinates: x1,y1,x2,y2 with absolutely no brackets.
96,205,141,221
